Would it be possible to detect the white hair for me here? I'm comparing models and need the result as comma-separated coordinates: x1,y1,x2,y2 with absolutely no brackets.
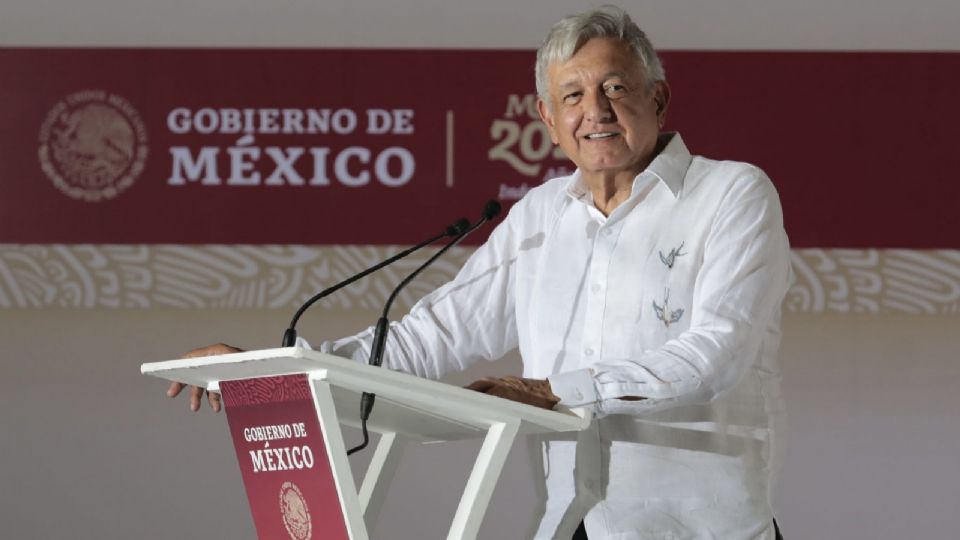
535,5,666,102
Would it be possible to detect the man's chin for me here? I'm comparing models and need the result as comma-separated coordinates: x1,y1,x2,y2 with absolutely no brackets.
578,159,643,178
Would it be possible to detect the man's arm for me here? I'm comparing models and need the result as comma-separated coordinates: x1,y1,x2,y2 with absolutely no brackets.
464,375,646,410
165,203,525,413
322,198,528,381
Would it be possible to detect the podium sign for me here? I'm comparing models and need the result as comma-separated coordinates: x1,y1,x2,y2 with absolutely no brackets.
221,374,349,540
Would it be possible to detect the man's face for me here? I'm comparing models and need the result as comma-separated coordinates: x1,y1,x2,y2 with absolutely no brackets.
538,37,669,178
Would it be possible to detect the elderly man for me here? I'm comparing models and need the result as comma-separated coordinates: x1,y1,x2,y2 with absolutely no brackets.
171,6,790,539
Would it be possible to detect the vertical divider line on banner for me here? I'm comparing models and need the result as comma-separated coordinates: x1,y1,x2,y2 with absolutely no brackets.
446,110,455,188
309,377,370,540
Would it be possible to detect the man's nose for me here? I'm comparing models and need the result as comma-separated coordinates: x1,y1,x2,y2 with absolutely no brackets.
584,90,614,123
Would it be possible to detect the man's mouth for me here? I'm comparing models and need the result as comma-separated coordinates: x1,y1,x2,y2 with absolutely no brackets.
583,132,618,140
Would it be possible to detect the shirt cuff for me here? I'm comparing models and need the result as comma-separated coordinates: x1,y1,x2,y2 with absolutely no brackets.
547,368,599,407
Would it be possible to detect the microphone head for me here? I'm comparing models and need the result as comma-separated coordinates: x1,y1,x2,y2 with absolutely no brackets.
482,200,502,220
447,218,471,236
282,327,298,347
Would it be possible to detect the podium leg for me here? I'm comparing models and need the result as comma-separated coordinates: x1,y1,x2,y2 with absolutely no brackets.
359,431,406,526
311,380,370,540
446,419,520,540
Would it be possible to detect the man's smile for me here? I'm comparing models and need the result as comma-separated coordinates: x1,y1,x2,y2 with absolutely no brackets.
583,131,619,140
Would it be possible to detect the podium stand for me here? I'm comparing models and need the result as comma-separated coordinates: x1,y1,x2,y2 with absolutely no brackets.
142,347,590,540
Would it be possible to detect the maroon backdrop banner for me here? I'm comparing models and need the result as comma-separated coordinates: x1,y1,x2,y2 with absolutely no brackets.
1,48,957,247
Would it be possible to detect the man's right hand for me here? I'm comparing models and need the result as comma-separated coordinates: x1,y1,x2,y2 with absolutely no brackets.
465,376,560,410
166,343,244,412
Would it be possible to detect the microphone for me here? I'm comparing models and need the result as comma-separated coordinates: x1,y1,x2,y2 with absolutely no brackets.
280,217,471,347
347,200,501,455
370,200,501,367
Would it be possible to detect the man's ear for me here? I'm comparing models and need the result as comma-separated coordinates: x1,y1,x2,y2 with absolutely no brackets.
653,81,671,127
537,97,560,144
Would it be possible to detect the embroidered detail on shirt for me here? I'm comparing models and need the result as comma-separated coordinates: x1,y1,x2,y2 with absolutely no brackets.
652,288,684,327
658,241,687,269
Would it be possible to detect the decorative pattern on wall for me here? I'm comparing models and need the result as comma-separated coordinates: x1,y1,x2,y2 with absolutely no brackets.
788,249,959,314
0,245,957,314
0,245,472,311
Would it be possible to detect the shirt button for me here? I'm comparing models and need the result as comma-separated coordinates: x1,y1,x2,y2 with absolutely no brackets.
584,348,594,357
590,283,601,293
603,229,613,236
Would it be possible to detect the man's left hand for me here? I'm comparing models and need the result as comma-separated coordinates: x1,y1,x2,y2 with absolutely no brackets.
465,376,560,410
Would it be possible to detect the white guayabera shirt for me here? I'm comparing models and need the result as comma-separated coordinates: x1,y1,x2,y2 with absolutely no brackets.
324,133,792,540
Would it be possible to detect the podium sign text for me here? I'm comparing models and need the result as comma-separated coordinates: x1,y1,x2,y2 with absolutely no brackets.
221,374,349,540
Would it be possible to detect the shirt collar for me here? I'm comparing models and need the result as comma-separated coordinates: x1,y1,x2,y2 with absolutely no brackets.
644,132,691,199
565,132,692,202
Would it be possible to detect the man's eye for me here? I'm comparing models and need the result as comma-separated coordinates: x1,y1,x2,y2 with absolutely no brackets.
604,84,627,96
563,92,582,103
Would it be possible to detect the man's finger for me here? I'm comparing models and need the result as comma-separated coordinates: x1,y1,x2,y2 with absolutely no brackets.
501,378,526,391
167,381,186,398
486,385,555,409
208,391,222,413
486,384,519,401
189,385,205,412
180,343,243,360
464,378,498,392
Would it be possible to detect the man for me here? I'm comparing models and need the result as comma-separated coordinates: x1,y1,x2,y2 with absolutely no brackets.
170,7,790,539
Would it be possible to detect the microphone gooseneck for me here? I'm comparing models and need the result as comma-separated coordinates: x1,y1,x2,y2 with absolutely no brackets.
280,217,469,347
348,200,502,456
371,200,500,367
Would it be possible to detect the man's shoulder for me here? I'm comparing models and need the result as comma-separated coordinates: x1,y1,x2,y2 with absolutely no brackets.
685,155,776,200
688,154,766,181
511,174,574,213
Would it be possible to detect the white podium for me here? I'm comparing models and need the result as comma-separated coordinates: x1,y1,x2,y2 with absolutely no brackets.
142,347,590,540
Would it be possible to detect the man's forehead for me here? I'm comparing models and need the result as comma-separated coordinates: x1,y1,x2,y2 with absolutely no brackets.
547,39,643,85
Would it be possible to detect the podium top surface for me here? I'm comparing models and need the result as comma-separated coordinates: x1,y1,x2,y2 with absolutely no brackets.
142,347,589,440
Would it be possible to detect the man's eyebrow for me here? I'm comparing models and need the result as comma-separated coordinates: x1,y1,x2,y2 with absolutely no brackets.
558,71,630,90
603,71,629,80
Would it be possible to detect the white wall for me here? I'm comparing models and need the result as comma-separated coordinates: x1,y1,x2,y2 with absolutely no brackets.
3,0,960,50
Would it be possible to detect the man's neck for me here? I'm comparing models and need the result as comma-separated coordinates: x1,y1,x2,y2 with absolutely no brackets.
584,136,670,216
586,171,637,216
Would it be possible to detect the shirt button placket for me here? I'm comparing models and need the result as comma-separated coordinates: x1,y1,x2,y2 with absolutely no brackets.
582,223,615,364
